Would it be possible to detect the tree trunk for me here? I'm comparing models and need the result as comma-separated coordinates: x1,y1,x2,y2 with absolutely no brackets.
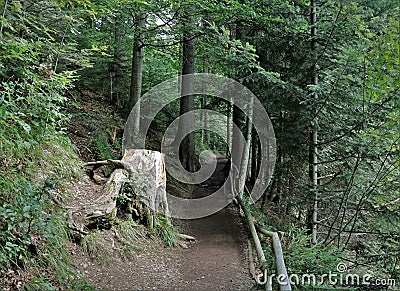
178,9,196,172
238,93,254,197
204,108,210,146
200,97,205,145
250,126,258,185
231,103,245,194
200,96,210,147
226,95,232,158
307,0,318,245
128,11,145,131
111,12,120,107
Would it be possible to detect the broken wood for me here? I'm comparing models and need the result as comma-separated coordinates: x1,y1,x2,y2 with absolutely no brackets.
178,242,189,249
121,149,169,228
84,159,125,168
177,234,196,241
68,168,128,233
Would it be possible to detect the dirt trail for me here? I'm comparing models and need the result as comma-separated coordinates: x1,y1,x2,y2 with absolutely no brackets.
175,207,252,289
72,158,253,290
172,158,252,290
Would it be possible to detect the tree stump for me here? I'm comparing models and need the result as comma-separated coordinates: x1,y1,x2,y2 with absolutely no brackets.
68,149,168,233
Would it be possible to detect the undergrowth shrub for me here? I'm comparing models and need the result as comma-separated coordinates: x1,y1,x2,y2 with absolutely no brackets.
0,177,91,288
243,196,342,290
92,131,113,160
0,64,88,289
283,226,341,275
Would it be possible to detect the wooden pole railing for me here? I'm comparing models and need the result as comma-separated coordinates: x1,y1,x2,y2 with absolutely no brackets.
237,196,292,291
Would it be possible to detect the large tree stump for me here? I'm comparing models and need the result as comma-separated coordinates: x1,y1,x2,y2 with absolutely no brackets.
68,149,168,233
122,149,168,228
122,149,168,216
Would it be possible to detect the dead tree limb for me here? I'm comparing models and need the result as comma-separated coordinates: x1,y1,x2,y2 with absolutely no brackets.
84,159,125,168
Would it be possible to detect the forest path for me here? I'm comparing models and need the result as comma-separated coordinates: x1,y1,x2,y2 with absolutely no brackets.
71,158,254,290
171,157,253,289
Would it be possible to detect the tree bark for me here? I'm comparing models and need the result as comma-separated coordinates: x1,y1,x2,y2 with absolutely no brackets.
68,168,128,233
178,9,196,172
231,103,245,194
250,126,258,185
128,11,145,131
307,0,319,245
111,11,122,108
200,97,205,145
69,150,168,231
238,93,254,197
226,96,232,158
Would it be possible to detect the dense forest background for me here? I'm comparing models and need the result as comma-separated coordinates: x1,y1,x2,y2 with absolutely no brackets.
0,0,399,289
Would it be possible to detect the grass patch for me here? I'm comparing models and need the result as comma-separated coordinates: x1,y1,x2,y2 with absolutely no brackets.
154,214,179,247
115,219,146,259
80,232,113,264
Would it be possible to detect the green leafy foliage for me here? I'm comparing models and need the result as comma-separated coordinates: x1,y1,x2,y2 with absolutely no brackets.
282,226,341,275
154,214,178,247
0,179,51,267
0,0,93,288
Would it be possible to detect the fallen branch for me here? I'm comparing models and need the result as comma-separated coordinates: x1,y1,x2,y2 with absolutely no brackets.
247,240,256,280
84,159,125,168
177,233,196,241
